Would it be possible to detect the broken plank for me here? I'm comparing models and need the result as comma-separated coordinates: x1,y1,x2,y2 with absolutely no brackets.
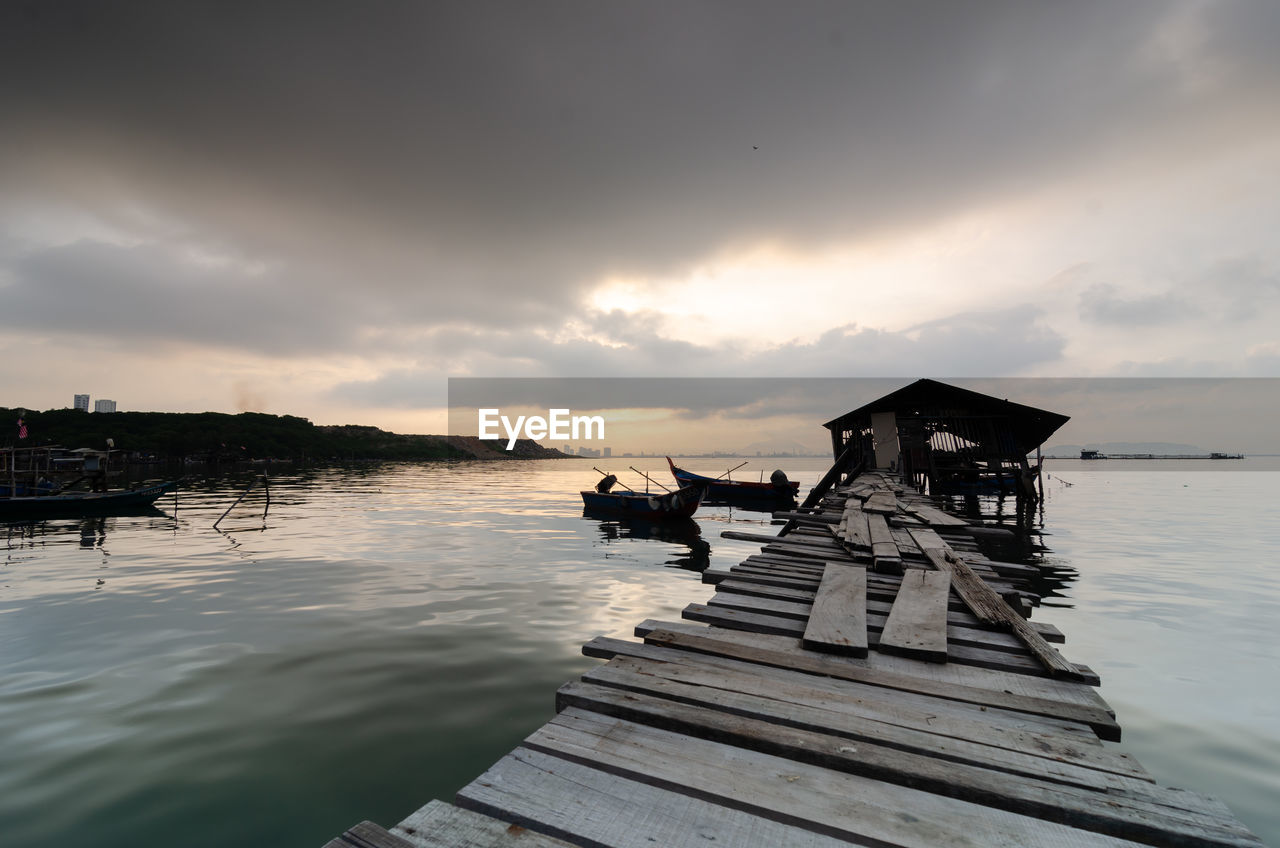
802,563,868,656
911,527,1097,684
879,568,952,663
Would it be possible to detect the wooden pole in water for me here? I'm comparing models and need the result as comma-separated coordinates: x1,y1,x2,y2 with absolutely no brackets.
213,474,269,529
1036,446,1043,502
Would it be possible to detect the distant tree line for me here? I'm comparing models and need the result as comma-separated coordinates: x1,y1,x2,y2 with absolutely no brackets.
0,408,491,461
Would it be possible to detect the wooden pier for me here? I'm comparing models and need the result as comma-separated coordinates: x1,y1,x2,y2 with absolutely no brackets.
325,469,1264,848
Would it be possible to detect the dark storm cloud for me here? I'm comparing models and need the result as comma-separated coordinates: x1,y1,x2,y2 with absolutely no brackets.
4,238,354,355
4,1,1279,358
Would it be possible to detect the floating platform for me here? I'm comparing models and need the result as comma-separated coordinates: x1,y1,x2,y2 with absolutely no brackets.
324,469,1263,848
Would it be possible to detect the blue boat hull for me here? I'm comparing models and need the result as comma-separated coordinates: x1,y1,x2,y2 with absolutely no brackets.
580,484,705,518
1,481,179,518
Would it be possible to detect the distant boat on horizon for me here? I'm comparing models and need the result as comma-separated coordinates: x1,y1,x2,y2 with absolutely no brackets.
1079,449,1244,460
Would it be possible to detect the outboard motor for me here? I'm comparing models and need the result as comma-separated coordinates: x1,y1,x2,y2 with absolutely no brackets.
596,474,618,493
770,469,790,488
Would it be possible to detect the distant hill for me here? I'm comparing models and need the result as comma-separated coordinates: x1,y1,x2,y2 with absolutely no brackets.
1043,441,1207,458
0,407,572,462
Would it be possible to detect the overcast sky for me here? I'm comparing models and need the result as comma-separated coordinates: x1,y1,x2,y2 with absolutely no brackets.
3,2,1278,443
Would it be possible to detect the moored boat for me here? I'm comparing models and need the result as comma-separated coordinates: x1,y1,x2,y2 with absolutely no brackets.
0,480,179,517
666,456,799,502
580,481,706,519
2,446,178,518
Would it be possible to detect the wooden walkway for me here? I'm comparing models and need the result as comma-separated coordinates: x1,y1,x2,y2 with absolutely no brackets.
325,471,1264,848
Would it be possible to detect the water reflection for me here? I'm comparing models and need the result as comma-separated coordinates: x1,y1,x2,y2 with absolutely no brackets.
932,491,1080,609
580,512,711,572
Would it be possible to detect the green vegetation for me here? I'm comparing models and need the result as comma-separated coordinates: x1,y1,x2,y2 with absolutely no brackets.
1,408,565,462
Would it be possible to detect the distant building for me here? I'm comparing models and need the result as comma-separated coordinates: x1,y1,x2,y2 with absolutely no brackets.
94,399,117,413
74,394,90,411
602,447,611,457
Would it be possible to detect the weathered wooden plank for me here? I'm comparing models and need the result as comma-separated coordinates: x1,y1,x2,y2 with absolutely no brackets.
732,560,826,581
455,747,854,848
702,568,820,591
910,527,1097,684
585,635,1129,759
525,709,1150,847
743,553,1027,597
719,529,784,544
863,490,899,514
716,575,1064,643
684,602,1042,675
865,512,903,573
757,548,848,567
843,510,871,548
737,555,1016,593
708,591,1036,656
773,510,841,524
890,526,923,557
324,821,417,848
909,501,970,527
615,623,1122,736
879,568,952,662
555,684,1261,848
393,800,579,847
801,563,867,656
570,658,1136,779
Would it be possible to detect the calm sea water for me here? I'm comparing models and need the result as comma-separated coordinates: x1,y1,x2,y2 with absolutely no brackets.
1,457,1276,846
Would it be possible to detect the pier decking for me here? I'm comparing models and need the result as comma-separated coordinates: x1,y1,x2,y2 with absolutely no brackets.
325,470,1263,848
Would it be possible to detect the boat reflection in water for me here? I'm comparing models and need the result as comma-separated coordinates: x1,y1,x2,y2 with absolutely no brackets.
580,511,711,573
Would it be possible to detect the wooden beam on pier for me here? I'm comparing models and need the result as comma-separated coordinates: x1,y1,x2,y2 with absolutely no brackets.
910,526,1098,684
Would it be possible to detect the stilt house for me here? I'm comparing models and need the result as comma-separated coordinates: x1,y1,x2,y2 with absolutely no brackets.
822,379,1069,497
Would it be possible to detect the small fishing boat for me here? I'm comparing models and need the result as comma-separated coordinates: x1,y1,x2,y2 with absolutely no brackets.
666,456,799,502
580,470,706,519
0,480,179,518
2,446,178,518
